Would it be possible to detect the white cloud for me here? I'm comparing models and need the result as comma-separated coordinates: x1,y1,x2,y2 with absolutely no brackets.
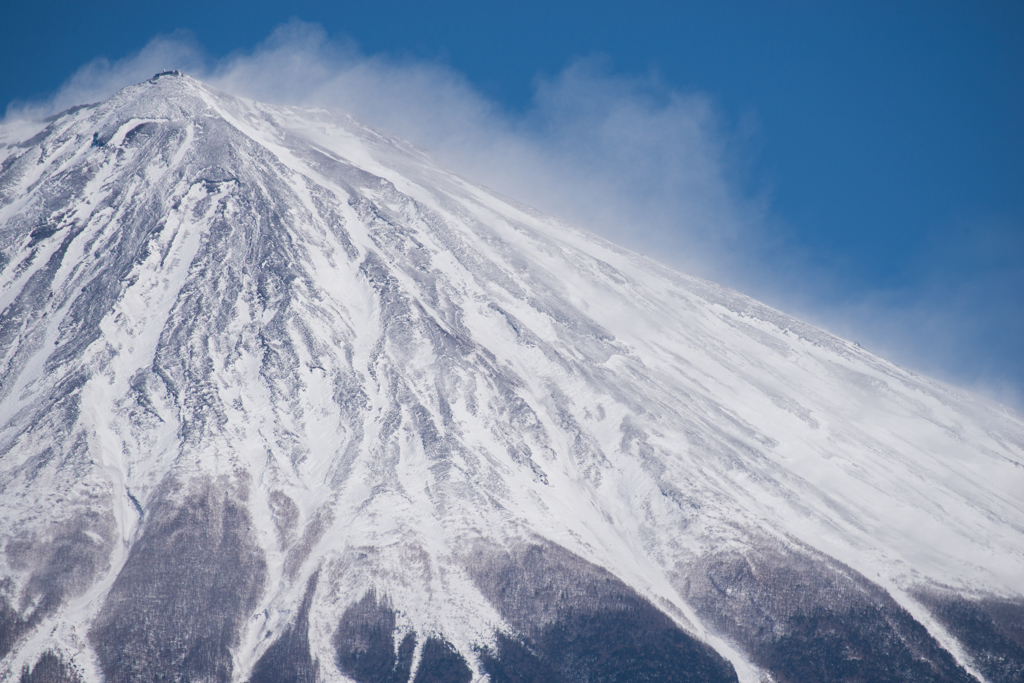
6,20,1020,411
201,23,774,284
8,31,208,117
5,21,767,285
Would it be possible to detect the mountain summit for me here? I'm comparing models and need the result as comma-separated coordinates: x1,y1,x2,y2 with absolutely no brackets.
1,72,1022,683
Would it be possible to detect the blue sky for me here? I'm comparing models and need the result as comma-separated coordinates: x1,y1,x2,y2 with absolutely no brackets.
3,1,1023,408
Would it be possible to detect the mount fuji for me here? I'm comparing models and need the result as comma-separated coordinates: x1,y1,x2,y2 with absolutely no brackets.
1,72,1022,683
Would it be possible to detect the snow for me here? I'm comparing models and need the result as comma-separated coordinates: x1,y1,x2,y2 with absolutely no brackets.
0,73,1022,682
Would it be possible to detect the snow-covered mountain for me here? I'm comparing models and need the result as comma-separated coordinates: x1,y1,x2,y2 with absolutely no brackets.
1,72,1022,683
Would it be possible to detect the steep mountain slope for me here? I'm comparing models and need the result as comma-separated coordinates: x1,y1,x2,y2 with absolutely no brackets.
1,72,1022,683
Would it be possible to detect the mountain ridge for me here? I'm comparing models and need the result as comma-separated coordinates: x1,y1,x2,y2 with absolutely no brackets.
1,72,1022,683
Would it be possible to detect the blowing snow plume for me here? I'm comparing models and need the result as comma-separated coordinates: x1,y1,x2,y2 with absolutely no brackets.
14,21,1023,413
5,22,764,285
1,71,1023,683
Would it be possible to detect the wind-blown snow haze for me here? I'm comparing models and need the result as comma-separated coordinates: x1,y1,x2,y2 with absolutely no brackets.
3,23,790,301
10,21,1023,414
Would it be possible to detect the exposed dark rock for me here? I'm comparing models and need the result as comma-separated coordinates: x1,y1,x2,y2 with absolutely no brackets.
683,543,977,683
412,637,472,683
913,588,1024,683
249,571,320,683
0,594,31,663
479,631,567,683
19,650,82,683
88,478,267,683
468,541,738,683
334,590,416,683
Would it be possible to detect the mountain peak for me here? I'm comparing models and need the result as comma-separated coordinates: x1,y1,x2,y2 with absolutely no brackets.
1,79,1022,683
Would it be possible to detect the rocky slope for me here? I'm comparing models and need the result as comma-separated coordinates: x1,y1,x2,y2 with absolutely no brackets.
1,72,1022,682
